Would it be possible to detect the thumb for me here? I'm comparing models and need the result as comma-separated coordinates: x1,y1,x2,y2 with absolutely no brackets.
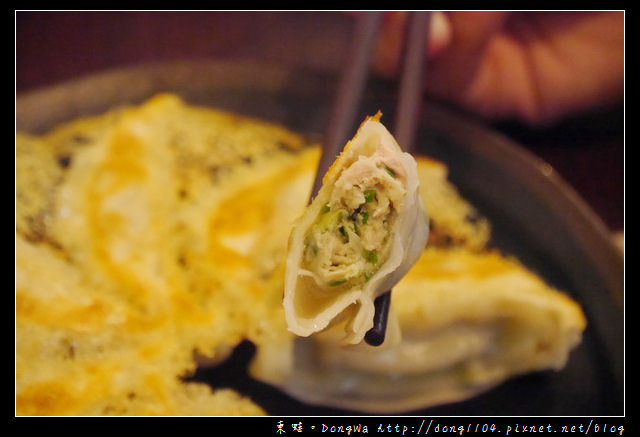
372,11,453,77
440,11,509,56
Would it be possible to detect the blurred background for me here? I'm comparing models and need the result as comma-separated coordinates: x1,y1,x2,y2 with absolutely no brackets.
15,10,623,235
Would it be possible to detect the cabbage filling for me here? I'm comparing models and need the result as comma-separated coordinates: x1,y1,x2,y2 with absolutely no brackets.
302,161,406,289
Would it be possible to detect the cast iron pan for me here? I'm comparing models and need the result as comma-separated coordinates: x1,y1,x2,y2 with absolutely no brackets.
16,60,624,416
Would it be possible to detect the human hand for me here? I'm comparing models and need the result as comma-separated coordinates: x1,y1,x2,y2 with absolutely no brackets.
373,11,624,126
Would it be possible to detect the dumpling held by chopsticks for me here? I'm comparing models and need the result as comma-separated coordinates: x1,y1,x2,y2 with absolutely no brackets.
283,113,429,344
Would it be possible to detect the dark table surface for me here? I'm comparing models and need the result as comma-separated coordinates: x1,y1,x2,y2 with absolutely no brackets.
16,10,624,236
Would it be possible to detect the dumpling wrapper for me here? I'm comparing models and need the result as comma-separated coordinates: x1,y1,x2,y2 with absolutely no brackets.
283,114,429,344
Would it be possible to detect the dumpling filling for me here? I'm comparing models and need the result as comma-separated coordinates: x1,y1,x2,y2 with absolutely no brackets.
302,157,406,289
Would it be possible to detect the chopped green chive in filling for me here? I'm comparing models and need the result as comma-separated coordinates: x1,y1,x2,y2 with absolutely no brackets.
384,166,397,178
316,208,342,233
339,226,349,243
303,166,403,292
364,189,376,203
364,250,378,265
305,183,393,287
360,210,369,224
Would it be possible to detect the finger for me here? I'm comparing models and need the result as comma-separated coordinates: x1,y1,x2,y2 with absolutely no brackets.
428,11,453,56
372,11,452,77
443,11,509,55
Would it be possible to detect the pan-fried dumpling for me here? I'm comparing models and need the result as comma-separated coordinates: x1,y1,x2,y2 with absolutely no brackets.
283,113,429,344
254,246,587,413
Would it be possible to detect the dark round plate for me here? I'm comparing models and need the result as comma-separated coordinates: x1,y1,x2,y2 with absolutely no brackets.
16,60,624,416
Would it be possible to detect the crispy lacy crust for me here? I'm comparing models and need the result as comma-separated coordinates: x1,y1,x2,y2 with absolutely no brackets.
16,94,311,416
416,157,491,251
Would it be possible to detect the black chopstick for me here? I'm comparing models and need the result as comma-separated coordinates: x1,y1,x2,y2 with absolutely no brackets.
312,11,431,346
311,11,383,198
366,11,431,347
393,11,432,153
